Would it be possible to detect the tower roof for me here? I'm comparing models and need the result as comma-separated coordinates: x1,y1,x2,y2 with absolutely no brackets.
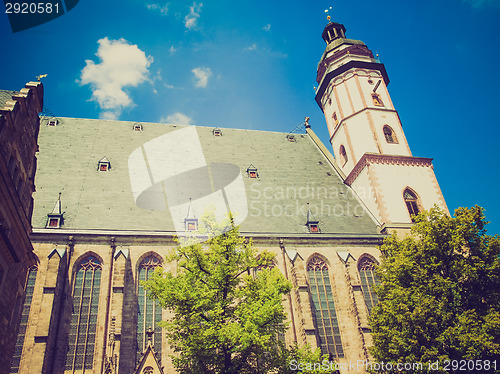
321,22,347,44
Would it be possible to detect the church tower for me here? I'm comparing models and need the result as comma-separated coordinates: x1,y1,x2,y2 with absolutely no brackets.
315,16,448,232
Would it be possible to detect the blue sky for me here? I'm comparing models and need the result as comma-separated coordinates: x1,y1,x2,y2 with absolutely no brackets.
1,0,499,235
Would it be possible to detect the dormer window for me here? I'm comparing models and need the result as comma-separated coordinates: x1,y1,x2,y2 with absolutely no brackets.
212,128,222,137
98,157,111,172
372,93,384,107
47,217,61,228
185,218,198,231
133,123,143,132
246,164,259,178
47,119,58,126
286,134,295,142
46,193,63,228
306,203,320,233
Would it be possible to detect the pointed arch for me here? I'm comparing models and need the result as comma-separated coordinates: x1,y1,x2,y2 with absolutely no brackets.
383,125,398,144
357,255,380,314
306,255,344,359
136,253,163,364
65,255,102,371
9,266,38,373
403,187,421,221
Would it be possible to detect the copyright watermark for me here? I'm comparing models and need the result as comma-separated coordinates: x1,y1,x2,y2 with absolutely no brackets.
289,359,498,372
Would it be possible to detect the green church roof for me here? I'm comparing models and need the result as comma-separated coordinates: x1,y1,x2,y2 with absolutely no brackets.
32,117,380,236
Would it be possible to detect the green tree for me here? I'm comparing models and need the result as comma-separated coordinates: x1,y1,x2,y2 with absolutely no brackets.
370,206,500,373
143,211,294,374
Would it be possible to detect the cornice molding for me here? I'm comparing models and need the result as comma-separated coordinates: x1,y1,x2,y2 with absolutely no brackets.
344,153,434,186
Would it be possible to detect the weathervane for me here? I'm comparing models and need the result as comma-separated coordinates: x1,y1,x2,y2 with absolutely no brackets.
324,6,333,22
36,74,47,81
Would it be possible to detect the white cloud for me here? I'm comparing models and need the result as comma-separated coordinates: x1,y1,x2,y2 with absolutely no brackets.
80,37,152,119
169,45,177,54
161,112,193,125
262,24,271,31
184,2,202,29
147,2,169,14
245,43,257,51
192,67,212,88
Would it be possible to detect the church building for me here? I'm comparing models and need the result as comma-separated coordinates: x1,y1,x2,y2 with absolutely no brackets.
4,16,447,374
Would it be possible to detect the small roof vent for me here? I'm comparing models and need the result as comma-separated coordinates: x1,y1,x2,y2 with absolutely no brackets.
286,134,296,142
212,128,222,137
133,123,143,131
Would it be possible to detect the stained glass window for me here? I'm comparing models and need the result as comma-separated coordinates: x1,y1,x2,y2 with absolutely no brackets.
358,257,380,314
9,267,37,373
137,256,162,363
65,256,102,372
307,256,344,358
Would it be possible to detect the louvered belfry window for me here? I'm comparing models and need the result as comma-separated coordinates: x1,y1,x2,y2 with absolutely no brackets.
307,256,344,358
358,257,380,314
9,267,37,373
65,256,102,372
137,256,162,362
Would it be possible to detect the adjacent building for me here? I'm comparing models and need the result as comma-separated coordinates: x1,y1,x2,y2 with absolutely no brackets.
0,82,43,373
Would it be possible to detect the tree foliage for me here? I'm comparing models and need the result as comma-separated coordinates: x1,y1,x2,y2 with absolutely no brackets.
143,211,294,374
370,206,500,373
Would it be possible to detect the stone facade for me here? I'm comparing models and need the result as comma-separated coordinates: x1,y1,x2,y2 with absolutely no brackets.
0,82,43,374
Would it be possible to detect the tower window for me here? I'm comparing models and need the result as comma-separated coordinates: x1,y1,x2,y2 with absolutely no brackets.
372,93,383,107
65,257,102,371
339,145,348,166
332,112,338,126
383,126,398,144
358,258,379,314
47,119,58,126
307,256,344,358
404,188,420,221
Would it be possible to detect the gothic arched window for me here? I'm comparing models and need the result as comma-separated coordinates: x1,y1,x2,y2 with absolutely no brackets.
10,266,37,373
137,256,163,362
358,257,379,314
383,125,397,144
404,188,420,221
65,256,102,371
339,145,348,166
307,256,344,358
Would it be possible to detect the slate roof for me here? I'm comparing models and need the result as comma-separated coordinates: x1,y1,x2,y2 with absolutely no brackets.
0,90,18,110
32,117,379,235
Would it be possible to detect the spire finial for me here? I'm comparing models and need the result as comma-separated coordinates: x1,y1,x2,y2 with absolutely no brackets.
324,6,333,22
